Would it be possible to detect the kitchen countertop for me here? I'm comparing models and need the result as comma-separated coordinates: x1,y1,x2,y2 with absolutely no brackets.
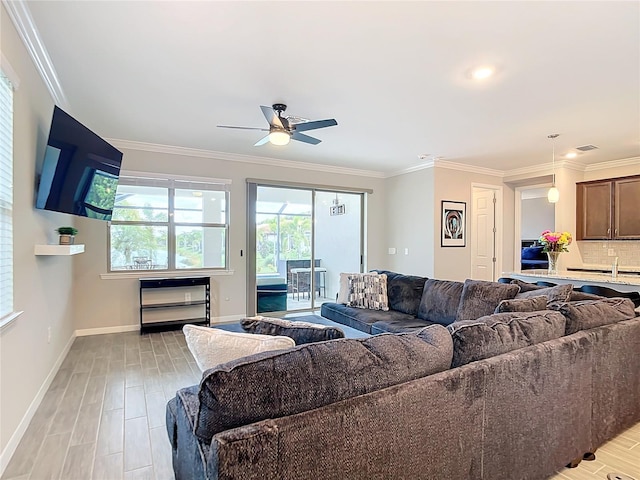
506,270,640,287
567,265,640,275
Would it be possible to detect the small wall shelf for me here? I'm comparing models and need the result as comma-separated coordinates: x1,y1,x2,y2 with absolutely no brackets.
34,244,85,256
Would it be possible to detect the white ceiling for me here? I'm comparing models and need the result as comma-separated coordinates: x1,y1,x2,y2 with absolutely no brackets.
18,1,640,175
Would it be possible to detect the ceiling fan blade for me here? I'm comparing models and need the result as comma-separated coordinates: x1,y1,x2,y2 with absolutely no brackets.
254,135,271,146
291,131,321,145
217,125,269,131
293,118,337,132
260,105,284,128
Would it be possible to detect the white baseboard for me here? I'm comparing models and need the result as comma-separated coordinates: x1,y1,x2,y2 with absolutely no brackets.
75,324,140,337
0,332,76,476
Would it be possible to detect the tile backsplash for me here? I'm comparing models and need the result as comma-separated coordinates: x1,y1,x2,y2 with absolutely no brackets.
578,241,640,268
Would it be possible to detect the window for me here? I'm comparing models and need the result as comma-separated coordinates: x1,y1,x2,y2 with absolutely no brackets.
108,173,230,271
0,70,14,319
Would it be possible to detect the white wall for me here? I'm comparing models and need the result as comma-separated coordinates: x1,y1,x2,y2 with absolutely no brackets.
383,168,435,276
521,197,555,240
1,4,78,467
433,167,514,281
73,147,386,329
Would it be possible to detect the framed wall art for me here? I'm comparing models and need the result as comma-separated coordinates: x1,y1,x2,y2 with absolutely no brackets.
441,200,466,247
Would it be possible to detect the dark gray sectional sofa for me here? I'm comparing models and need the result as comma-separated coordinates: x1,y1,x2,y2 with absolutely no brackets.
166,272,640,480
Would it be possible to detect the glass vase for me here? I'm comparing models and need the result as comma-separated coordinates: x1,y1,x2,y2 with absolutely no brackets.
547,251,560,274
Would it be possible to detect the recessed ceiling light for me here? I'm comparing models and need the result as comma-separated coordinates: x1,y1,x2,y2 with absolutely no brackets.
565,152,577,159
471,66,494,80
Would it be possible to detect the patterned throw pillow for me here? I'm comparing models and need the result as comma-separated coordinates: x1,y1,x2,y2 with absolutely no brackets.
347,273,389,311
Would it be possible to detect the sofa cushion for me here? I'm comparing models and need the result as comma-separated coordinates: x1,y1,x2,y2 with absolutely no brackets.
183,325,295,372
495,295,547,313
194,326,453,440
371,317,435,335
521,246,545,260
447,311,566,367
371,270,428,316
456,279,520,321
417,279,464,325
510,279,543,292
553,298,637,335
516,283,573,306
320,302,412,334
240,316,345,344
346,273,389,311
569,290,603,301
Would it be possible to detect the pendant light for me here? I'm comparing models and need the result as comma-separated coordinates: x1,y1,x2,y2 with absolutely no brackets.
547,133,560,203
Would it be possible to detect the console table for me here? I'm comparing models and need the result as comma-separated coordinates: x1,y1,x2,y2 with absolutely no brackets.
139,276,210,333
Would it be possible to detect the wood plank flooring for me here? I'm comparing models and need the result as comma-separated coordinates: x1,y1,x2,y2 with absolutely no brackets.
1,328,639,480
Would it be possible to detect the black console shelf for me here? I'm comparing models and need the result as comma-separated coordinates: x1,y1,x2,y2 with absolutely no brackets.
139,276,210,334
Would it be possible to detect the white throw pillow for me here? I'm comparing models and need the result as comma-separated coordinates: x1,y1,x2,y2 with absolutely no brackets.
183,324,295,372
337,271,378,304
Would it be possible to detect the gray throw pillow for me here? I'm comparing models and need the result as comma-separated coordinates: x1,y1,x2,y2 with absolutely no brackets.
417,279,464,325
447,311,567,367
495,296,547,314
194,327,453,440
456,279,520,322
553,298,637,335
516,283,573,306
240,316,345,344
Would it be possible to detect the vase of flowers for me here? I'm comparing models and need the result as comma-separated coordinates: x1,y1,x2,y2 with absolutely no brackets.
538,230,572,274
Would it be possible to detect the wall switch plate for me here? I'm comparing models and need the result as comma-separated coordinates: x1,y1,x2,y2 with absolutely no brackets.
404,248,409,255
388,248,396,255
608,248,615,256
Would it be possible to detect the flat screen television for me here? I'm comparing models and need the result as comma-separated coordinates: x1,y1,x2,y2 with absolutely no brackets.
36,106,123,221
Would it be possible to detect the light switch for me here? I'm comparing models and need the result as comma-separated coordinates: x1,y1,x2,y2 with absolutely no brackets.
404,248,409,255
388,247,396,255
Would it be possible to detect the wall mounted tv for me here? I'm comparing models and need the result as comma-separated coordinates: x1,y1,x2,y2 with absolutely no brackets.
36,106,123,221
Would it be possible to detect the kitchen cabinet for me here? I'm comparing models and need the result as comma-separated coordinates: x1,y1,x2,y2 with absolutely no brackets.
577,175,640,240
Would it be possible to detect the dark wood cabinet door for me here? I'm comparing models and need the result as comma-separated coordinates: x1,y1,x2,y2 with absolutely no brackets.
577,182,612,240
614,177,640,239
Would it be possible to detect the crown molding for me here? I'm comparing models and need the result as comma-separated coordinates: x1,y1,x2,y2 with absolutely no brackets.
387,160,436,177
107,139,387,179
584,156,640,172
434,159,504,177
3,0,68,108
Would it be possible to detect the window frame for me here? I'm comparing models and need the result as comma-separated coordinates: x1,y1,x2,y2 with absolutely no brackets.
107,171,231,273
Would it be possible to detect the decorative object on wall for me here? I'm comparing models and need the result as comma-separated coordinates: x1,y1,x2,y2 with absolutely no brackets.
547,133,560,203
441,201,466,247
330,193,345,216
538,229,572,274
56,226,78,245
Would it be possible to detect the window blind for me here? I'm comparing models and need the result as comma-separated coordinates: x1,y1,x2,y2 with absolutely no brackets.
0,71,14,319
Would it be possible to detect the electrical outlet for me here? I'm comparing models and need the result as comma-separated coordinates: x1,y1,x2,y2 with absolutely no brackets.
608,248,615,256
185,292,192,303
47,326,51,344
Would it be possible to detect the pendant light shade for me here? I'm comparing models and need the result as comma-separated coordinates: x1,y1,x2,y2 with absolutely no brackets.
547,133,560,204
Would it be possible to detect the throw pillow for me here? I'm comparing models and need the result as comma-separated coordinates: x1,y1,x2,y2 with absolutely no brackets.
552,298,637,335
516,283,573,306
417,279,465,325
337,271,377,303
456,279,520,322
194,327,453,440
510,279,543,292
346,273,389,311
495,295,547,314
569,290,603,301
447,311,567,367
182,324,295,372
240,316,345,344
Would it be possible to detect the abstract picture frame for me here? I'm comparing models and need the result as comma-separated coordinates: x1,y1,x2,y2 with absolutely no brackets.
441,200,466,247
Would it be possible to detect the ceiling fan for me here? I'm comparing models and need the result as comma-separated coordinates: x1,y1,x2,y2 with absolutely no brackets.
217,104,338,146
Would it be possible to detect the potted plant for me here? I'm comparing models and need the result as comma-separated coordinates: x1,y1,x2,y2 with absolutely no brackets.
56,226,78,245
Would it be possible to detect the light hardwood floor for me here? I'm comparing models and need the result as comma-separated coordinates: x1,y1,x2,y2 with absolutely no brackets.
1,329,639,480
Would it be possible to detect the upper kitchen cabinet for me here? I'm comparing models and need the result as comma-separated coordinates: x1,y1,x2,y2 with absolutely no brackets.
576,175,640,240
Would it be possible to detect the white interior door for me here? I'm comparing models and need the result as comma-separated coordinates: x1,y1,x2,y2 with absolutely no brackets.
471,187,497,281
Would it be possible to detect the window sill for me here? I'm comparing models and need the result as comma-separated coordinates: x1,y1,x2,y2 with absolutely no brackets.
100,269,234,280
0,311,24,332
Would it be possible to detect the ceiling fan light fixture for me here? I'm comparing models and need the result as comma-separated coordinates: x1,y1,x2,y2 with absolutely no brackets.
269,130,291,146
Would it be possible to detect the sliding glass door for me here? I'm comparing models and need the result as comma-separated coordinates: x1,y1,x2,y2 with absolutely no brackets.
247,182,364,316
